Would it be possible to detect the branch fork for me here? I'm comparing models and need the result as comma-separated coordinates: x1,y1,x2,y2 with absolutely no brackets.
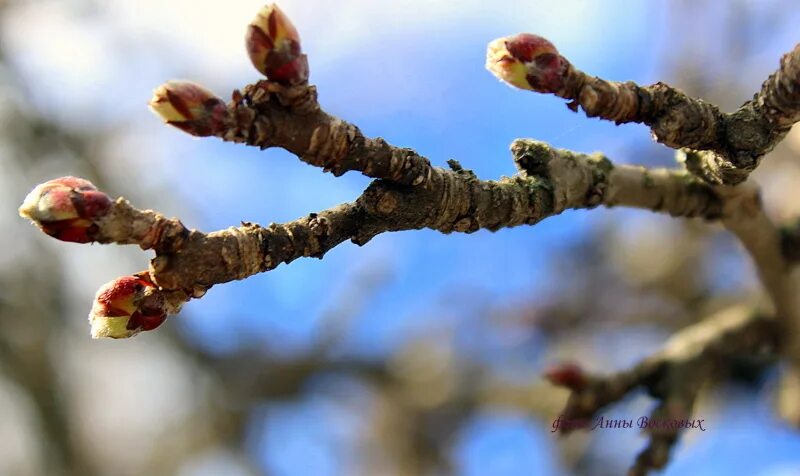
17,4,800,474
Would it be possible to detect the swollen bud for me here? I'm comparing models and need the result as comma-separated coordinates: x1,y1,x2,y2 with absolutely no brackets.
149,80,228,136
246,4,309,85
486,33,567,93
19,176,112,243
89,273,168,339
543,362,589,391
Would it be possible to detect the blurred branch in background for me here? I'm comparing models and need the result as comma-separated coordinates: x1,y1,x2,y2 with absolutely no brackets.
4,1,800,476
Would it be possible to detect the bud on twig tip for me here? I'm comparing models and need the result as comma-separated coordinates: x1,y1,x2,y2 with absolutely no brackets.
246,3,309,85
544,361,589,391
19,176,112,243
486,33,567,93
149,80,228,137
89,272,168,339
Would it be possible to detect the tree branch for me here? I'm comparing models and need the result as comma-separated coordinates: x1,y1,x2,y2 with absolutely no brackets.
547,305,779,476
19,137,733,339
221,82,435,186
14,3,800,474
486,34,800,185
60,143,726,293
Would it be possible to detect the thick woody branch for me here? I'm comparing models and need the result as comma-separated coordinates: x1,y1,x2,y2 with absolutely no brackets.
129,144,726,293
526,139,800,446
511,140,721,218
515,144,800,386
16,3,800,474
149,202,366,291
547,305,779,476
220,82,435,186
487,34,800,185
755,43,800,129
148,79,436,185
21,141,728,299
718,182,800,423
94,199,189,253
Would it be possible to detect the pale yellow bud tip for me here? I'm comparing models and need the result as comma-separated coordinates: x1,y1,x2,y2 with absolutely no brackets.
149,84,186,123
486,38,533,91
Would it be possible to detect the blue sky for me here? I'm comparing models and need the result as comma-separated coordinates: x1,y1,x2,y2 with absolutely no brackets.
6,0,800,474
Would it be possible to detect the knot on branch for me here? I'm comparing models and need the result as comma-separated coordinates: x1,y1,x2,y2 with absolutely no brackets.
511,139,610,211
678,149,747,185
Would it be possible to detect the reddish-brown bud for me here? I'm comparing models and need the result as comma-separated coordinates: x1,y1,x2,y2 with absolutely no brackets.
149,80,228,137
245,4,309,85
486,33,567,93
19,176,112,243
543,362,589,391
89,272,168,339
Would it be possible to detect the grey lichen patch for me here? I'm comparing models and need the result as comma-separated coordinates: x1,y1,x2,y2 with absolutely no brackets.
588,153,614,175
510,139,556,178
509,140,615,211
512,175,554,222
584,153,613,207
642,168,656,189
678,149,729,185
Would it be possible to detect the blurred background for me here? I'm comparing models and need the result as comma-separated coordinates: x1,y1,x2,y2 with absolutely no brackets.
2,0,800,475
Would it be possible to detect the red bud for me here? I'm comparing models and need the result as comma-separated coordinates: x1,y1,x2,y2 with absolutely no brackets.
246,4,309,85
487,33,567,93
89,273,168,339
19,176,112,243
149,80,229,137
544,362,589,391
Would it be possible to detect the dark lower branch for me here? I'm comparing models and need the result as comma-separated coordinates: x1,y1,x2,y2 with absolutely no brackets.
149,143,723,292
549,305,780,475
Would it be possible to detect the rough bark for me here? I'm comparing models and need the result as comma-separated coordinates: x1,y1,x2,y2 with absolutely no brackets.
16,7,800,474
537,44,800,185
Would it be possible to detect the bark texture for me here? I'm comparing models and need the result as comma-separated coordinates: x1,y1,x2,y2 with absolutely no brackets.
539,44,800,185
16,8,800,475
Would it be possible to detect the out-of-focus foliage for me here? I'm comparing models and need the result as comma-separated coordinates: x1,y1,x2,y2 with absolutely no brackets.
2,1,800,475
